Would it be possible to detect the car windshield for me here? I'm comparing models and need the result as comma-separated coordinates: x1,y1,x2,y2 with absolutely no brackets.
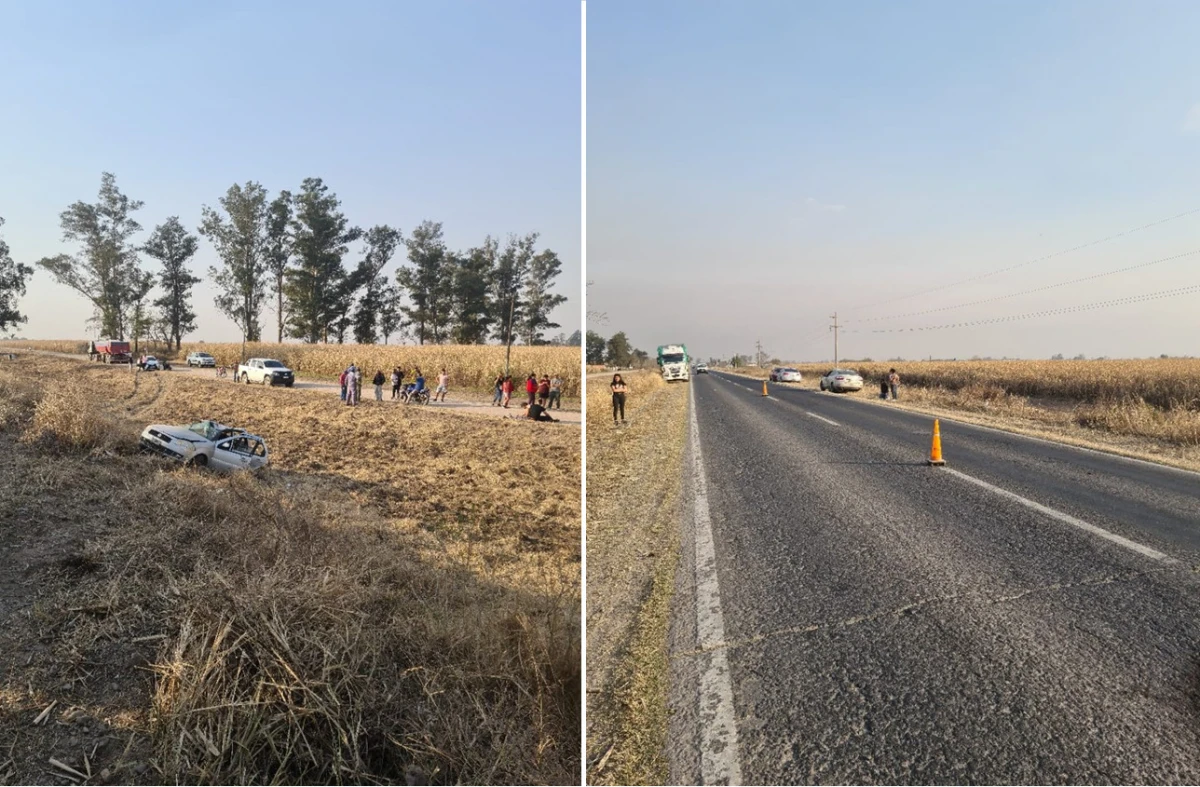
783,368,798,373
196,353,212,358
263,360,285,368
189,421,219,440
660,353,685,364
837,369,859,376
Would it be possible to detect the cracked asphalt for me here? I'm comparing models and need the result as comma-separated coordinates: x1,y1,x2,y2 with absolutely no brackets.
668,371,1200,784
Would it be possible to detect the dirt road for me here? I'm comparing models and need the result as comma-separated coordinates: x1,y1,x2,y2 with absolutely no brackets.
10,350,582,425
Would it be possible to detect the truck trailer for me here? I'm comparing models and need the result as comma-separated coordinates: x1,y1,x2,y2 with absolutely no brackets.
90,339,131,364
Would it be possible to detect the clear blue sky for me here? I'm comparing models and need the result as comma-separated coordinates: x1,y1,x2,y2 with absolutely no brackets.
588,0,1200,362
2,0,580,343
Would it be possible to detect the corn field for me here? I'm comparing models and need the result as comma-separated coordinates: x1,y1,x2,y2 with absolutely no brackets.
736,358,1200,413
0,339,582,396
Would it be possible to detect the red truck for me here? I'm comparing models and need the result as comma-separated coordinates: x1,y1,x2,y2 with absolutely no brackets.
90,339,131,364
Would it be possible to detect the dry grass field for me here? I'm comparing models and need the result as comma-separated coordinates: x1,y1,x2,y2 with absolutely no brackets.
726,358,1200,466
0,354,580,785
1,340,582,397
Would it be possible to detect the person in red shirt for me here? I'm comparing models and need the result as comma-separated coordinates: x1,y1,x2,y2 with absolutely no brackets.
502,375,515,408
525,373,538,407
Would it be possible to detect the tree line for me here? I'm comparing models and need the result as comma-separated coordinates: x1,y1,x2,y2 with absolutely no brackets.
585,330,653,368
4,173,571,349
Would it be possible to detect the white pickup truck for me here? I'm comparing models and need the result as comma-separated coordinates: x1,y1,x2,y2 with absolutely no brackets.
236,358,295,387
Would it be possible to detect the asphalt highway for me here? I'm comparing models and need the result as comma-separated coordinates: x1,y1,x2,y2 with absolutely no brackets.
668,371,1200,784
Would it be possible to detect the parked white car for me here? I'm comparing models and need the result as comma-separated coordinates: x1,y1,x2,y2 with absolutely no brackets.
140,420,269,471
819,368,864,392
187,352,216,367
140,356,162,371
695,363,709,374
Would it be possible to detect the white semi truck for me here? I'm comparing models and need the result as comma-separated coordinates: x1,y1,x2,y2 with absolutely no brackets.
657,344,690,382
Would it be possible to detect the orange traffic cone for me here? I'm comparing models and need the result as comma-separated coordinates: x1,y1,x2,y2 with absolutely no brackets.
927,419,946,466
762,380,769,396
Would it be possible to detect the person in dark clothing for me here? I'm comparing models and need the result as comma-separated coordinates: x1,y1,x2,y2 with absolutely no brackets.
525,402,558,422
372,370,386,401
611,373,627,424
880,376,890,400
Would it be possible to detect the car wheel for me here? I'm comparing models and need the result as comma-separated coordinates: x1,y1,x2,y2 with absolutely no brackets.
188,454,208,468
262,375,269,386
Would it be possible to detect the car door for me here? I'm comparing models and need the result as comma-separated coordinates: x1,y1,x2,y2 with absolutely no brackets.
213,438,251,471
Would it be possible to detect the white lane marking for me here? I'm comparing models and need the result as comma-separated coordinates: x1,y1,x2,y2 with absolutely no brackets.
805,411,840,427
688,380,744,785
942,467,1178,564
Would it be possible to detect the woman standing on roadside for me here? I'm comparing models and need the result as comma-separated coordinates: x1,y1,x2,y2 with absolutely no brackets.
502,375,514,408
492,374,505,406
611,373,628,425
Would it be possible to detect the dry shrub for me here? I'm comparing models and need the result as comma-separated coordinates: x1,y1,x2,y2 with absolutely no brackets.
1074,397,1200,446
110,473,579,784
0,367,41,429
22,383,127,453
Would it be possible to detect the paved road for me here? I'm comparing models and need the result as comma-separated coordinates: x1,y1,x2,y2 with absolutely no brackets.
669,371,1200,784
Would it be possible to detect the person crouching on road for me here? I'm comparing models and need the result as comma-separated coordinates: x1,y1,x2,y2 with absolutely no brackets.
525,402,558,422
373,370,386,401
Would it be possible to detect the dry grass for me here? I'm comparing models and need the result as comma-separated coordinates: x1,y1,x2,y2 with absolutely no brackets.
585,371,685,786
0,340,582,396
0,355,580,785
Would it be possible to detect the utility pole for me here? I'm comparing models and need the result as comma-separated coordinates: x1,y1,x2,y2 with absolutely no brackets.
829,312,839,368
755,339,764,367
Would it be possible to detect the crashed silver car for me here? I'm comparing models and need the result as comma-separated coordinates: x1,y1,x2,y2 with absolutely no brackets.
139,420,269,471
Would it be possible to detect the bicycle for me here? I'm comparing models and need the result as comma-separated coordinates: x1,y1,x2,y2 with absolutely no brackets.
216,365,228,378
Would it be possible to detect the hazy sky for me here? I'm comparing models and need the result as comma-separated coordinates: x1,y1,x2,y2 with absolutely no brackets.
587,0,1200,362
1,0,580,343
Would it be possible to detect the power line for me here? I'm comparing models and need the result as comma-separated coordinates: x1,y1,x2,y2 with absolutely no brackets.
846,207,1200,314
849,248,1200,324
852,283,1200,333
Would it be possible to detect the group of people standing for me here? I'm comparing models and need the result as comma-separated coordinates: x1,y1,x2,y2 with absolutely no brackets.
492,372,563,410
337,365,448,406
